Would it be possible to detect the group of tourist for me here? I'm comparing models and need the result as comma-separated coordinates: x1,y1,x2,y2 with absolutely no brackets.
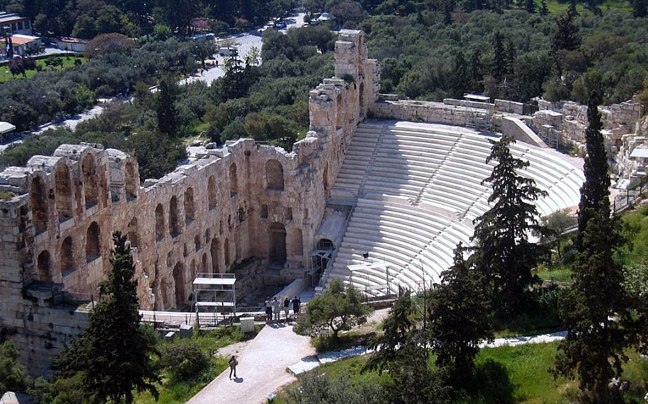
264,296,301,322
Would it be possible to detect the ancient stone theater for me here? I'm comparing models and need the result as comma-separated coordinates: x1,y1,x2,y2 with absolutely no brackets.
3,29,639,373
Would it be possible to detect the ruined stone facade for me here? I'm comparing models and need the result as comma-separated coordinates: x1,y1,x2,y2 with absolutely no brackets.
0,30,377,373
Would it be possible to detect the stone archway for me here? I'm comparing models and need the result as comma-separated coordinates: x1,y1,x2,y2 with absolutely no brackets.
173,262,185,307
293,228,304,256
86,222,100,262
268,222,287,264
155,204,165,241
30,176,48,234
210,238,220,274
61,237,74,275
55,164,73,221
184,187,195,223
208,175,217,209
169,196,181,236
265,159,284,191
37,250,51,282
82,154,98,208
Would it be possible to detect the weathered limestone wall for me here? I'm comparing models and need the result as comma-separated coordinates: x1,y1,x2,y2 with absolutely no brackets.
0,30,375,372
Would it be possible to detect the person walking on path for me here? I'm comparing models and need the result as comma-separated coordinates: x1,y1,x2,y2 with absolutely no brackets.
283,297,290,320
265,298,273,323
292,296,300,317
228,355,238,380
272,297,281,321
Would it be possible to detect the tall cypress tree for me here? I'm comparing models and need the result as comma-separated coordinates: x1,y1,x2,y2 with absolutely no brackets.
554,74,632,403
57,232,160,404
156,76,178,138
427,243,493,384
471,135,549,316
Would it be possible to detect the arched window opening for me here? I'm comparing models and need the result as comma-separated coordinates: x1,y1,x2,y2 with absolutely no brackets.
86,222,100,262
261,204,268,219
229,163,238,197
155,204,165,241
55,165,73,221
208,175,217,210
82,154,99,208
318,238,335,251
30,176,48,234
173,262,186,307
201,253,208,273
61,237,74,275
211,238,220,274
195,235,201,251
293,228,304,256
265,159,284,191
37,250,51,282
125,162,137,201
323,162,329,192
268,222,287,264
169,196,181,236
224,238,231,266
127,217,139,248
184,188,195,224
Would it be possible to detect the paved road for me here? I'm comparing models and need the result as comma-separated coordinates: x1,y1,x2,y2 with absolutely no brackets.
186,322,315,404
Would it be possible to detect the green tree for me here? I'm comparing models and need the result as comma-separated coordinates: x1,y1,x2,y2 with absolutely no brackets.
450,51,468,98
552,2,581,53
554,76,632,403
540,208,577,259
56,231,160,404
491,31,506,82
300,278,373,340
427,243,493,383
156,77,178,138
364,290,417,374
471,135,549,316
0,341,30,395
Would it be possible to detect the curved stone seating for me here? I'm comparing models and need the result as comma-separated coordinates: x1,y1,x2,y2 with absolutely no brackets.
325,121,584,296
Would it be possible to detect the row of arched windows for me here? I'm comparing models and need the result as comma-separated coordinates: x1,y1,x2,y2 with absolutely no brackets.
30,156,138,235
36,221,102,282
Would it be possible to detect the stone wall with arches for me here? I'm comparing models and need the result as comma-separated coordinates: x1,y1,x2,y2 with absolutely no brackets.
0,30,375,372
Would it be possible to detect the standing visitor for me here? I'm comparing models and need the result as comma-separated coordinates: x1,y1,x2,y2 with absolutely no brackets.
265,298,272,323
292,295,301,317
272,297,281,321
229,355,238,380
283,297,290,320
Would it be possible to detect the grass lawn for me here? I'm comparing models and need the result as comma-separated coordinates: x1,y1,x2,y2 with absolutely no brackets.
536,264,572,284
276,342,648,403
545,0,632,14
0,55,86,83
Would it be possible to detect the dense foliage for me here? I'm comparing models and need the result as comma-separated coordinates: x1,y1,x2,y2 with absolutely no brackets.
56,231,160,404
0,26,333,180
554,76,636,403
0,341,30,396
358,2,648,105
471,135,549,316
0,0,294,38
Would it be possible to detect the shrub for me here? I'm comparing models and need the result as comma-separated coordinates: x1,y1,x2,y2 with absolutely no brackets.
160,339,209,382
